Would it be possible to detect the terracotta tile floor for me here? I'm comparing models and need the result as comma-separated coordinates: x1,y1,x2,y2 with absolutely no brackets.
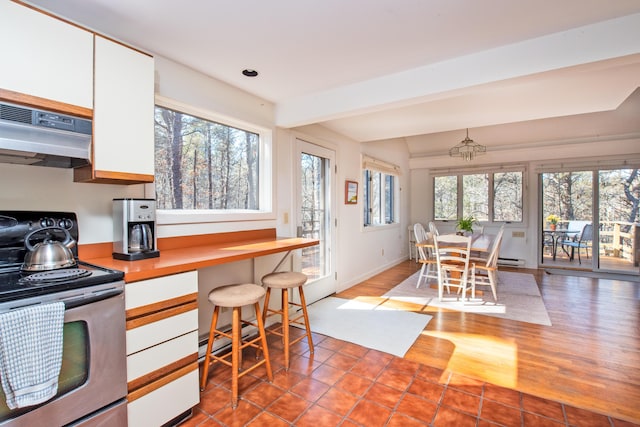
184,328,639,427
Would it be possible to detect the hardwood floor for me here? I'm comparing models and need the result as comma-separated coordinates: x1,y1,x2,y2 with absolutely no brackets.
335,260,640,424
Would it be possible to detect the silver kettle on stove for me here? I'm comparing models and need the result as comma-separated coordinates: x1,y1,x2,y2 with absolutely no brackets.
22,226,77,271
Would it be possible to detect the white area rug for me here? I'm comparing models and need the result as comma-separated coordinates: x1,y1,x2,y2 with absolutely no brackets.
383,271,552,326
301,297,432,357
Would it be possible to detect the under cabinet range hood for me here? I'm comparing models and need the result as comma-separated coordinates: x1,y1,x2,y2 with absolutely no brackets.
0,101,92,168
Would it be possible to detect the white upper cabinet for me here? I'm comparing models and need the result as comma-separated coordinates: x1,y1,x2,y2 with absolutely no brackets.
91,35,155,181
0,1,93,108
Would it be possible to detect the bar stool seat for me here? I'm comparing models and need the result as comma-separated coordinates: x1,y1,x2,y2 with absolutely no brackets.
261,271,314,370
200,283,272,408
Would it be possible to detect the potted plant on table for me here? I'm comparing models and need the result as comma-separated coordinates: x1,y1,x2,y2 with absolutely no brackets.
456,216,478,235
546,214,560,231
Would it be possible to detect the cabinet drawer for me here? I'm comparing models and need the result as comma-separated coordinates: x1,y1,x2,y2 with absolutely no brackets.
126,309,197,355
127,367,199,427
127,330,197,383
125,271,197,311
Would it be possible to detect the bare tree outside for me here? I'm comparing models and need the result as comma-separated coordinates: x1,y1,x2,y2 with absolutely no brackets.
463,173,489,220
300,152,327,279
494,172,523,222
154,106,259,210
541,171,592,224
433,171,523,222
434,175,457,220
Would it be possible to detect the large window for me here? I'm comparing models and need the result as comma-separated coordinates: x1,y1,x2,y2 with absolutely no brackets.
363,169,397,227
362,155,400,227
433,169,523,222
154,104,270,216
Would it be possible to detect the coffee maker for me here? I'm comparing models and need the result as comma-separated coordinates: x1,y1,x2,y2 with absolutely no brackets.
112,198,160,261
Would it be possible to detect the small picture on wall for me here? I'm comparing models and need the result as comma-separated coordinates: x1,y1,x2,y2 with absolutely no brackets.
345,180,358,204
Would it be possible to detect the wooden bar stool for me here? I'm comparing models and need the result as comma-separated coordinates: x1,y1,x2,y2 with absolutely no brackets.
200,283,272,408
261,271,314,369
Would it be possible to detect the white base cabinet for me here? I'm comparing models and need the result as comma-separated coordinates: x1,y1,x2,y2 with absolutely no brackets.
125,271,199,426
128,369,200,427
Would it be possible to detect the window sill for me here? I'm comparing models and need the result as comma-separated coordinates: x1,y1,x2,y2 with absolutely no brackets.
158,209,275,225
363,222,400,232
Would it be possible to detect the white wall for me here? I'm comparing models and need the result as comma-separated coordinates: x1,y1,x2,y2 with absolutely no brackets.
0,163,143,244
276,126,412,292
151,56,278,238
349,138,411,288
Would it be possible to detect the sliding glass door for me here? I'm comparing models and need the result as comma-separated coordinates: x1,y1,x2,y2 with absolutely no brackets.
597,169,640,273
540,171,593,267
540,167,640,275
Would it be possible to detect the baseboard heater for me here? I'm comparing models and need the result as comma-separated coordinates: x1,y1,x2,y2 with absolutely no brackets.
498,257,525,266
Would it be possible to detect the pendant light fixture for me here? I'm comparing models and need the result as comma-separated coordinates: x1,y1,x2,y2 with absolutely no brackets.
449,128,486,161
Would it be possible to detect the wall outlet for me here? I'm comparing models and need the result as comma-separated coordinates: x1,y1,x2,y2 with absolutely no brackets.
512,231,525,238
283,212,289,224
381,248,384,256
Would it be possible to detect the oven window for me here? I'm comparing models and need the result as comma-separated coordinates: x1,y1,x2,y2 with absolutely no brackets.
0,321,89,421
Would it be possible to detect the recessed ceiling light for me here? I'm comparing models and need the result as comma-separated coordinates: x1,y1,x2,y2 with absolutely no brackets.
242,69,258,77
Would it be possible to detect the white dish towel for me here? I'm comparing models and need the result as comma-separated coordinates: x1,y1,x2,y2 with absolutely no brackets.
0,302,65,409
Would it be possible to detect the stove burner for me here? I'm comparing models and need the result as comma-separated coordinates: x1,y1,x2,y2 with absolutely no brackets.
19,268,92,285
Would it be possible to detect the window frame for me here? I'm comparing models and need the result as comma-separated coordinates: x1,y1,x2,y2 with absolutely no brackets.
363,168,399,228
152,96,274,225
431,164,526,225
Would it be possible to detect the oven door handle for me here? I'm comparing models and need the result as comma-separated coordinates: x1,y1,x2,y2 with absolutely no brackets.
62,288,123,310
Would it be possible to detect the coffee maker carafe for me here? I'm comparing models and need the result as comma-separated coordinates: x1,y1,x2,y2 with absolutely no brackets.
112,198,160,261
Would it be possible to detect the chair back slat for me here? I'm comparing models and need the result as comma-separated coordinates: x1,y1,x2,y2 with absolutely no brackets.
434,234,472,289
485,224,505,268
414,223,429,261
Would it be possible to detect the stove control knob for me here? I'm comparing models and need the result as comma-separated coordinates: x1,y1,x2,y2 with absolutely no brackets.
59,219,73,229
41,217,56,228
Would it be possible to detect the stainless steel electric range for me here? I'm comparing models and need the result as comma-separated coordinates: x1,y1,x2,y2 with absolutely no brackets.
0,211,128,426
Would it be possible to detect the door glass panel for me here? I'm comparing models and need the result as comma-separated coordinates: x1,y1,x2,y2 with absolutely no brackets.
540,171,593,266
598,168,640,273
300,152,329,280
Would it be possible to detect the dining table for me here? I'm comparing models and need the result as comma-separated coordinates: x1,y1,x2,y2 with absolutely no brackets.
416,232,494,253
415,232,495,295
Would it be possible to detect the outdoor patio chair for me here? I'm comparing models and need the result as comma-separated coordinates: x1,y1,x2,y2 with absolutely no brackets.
561,223,593,264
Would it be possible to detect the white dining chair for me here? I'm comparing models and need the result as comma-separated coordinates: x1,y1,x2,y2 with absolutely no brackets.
470,224,505,301
428,221,440,237
433,234,474,303
414,223,438,288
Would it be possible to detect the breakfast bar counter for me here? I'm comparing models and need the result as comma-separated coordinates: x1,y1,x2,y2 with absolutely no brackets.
79,228,319,283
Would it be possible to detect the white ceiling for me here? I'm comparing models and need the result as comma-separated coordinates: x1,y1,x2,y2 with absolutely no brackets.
24,0,640,151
